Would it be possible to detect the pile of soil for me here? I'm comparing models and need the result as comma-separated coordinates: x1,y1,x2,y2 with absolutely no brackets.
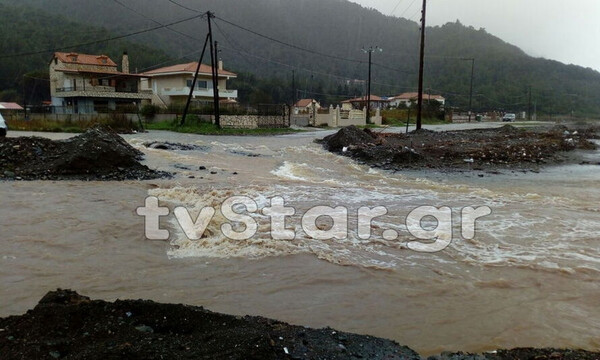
1,290,598,360
320,125,599,172
321,125,378,152
0,289,419,360
0,126,169,180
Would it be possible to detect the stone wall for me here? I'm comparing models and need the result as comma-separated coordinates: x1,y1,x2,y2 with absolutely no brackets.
311,105,382,127
219,115,289,129
220,115,259,129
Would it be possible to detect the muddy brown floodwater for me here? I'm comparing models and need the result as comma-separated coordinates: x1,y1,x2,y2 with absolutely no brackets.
1,123,599,356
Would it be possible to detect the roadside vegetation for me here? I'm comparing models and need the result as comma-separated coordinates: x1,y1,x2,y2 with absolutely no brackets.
5,115,142,134
145,117,304,136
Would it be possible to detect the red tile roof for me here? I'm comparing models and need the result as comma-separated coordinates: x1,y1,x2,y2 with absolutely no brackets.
143,62,236,77
54,52,117,67
342,95,384,103
394,92,445,100
0,102,24,110
294,99,319,107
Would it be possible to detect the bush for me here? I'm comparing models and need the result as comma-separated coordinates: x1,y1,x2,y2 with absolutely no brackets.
140,104,160,119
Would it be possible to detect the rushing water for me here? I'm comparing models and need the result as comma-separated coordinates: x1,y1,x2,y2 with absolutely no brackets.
1,127,599,355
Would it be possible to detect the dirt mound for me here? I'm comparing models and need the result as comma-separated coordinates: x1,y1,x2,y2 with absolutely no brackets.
2,290,598,360
321,125,598,173
320,125,376,152
0,126,168,180
0,289,419,360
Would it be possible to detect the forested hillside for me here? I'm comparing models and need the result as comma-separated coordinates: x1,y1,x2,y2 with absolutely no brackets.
1,0,599,115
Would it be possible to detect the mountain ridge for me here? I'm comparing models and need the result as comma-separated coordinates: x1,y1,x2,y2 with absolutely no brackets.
1,0,599,115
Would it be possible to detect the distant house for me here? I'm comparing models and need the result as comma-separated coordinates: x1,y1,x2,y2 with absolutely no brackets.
49,52,152,114
389,92,446,108
294,99,321,112
0,102,24,111
341,95,387,110
141,61,237,108
0,102,23,120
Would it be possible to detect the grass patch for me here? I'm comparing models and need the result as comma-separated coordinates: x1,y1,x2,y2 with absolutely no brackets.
357,124,383,129
6,116,140,133
145,119,304,136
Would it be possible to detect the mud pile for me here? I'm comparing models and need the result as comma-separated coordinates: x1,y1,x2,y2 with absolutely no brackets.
322,125,599,172
1,290,599,360
320,125,378,152
0,126,168,180
0,289,419,360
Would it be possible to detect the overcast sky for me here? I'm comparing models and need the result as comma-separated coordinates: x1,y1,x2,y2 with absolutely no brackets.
351,0,600,72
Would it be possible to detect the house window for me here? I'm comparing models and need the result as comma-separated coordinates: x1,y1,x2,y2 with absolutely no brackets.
187,80,208,89
101,79,109,86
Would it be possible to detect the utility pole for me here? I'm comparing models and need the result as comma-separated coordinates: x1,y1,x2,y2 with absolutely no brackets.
416,0,427,130
467,58,474,122
181,33,211,126
528,85,532,121
207,11,220,128
214,40,220,114
292,69,296,106
22,75,27,120
367,50,372,124
362,46,382,124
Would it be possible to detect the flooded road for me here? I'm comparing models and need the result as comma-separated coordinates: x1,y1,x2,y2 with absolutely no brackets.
1,125,599,355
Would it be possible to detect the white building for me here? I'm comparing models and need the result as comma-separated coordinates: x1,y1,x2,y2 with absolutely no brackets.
141,62,237,108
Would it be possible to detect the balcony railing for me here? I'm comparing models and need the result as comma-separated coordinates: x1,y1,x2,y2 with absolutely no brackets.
161,87,238,98
55,86,149,94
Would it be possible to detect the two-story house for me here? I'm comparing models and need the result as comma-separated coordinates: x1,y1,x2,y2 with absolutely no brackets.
49,52,152,114
141,61,237,108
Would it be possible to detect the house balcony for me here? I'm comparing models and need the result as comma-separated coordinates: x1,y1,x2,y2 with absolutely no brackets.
161,87,238,99
54,86,153,100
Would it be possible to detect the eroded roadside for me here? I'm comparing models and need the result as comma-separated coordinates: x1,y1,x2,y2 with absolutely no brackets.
319,124,599,173
1,290,599,360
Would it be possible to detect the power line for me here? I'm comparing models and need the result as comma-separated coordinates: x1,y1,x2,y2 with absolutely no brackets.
214,16,413,75
398,0,418,18
372,61,414,74
408,7,422,22
166,0,201,13
213,18,259,68
295,89,358,99
219,45,356,82
0,13,204,59
214,16,365,65
220,44,414,94
390,0,406,15
111,0,204,43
